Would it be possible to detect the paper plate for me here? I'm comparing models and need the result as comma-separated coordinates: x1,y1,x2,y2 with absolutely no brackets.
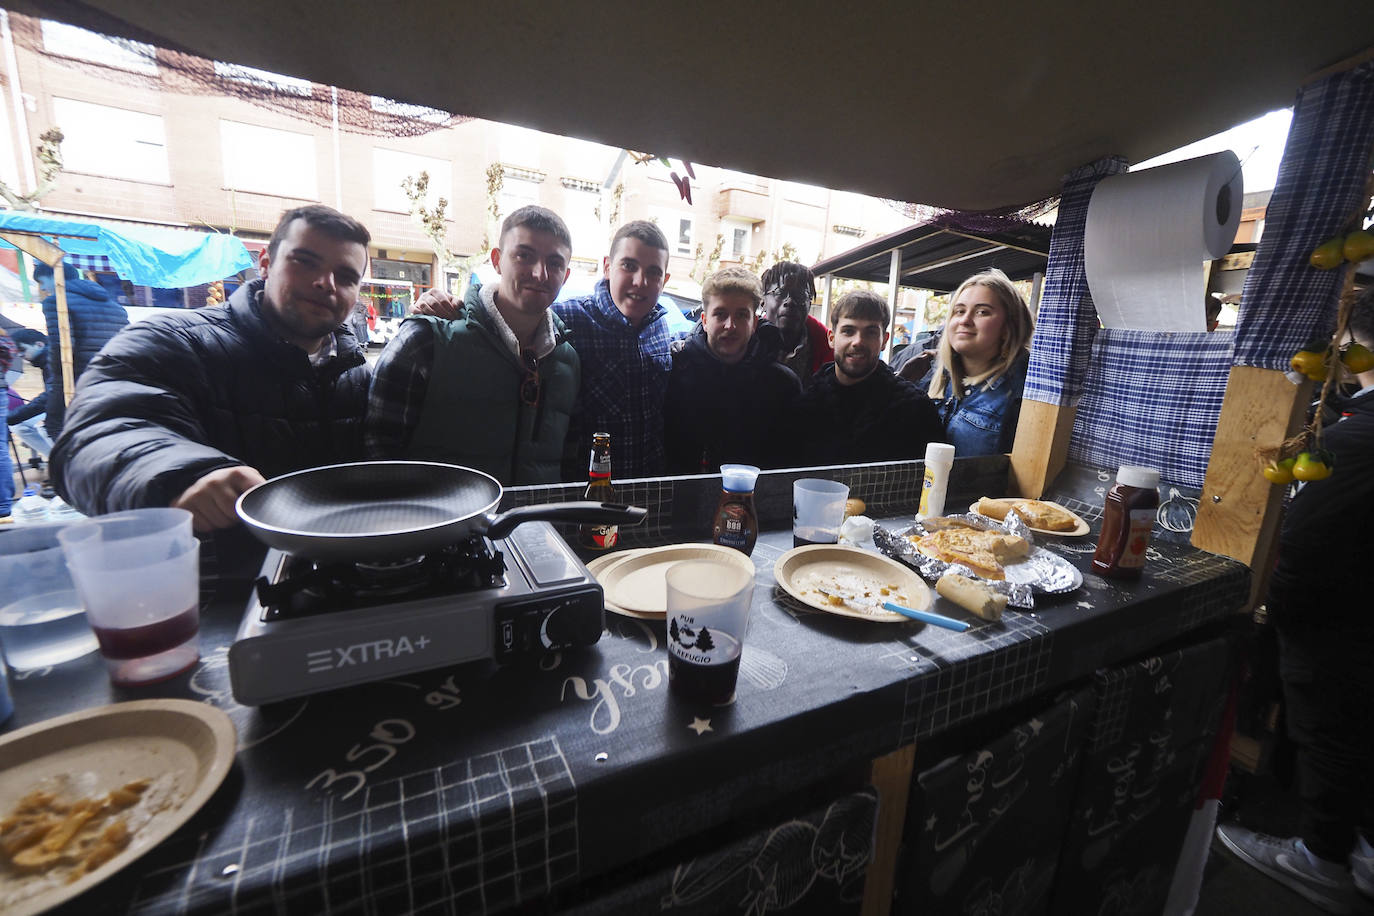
0,699,237,916
597,544,756,616
585,549,647,578
774,545,932,622
585,550,661,619
968,499,1090,537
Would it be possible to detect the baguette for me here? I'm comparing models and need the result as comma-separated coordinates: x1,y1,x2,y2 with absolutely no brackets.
936,573,1007,621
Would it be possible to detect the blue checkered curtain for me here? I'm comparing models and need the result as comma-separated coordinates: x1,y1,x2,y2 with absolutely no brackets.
1232,61,1374,369
1024,156,1129,406
63,253,113,273
1068,329,1233,488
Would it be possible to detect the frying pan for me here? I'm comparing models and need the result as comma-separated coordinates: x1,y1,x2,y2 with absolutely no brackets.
236,461,646,562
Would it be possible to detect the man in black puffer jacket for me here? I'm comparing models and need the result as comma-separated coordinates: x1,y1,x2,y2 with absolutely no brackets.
33,260,128,439
52,205,372,532
778,289,945,467
664,267,801,473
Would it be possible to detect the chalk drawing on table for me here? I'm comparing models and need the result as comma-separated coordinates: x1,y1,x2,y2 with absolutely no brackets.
126,736,581,915
739,645,788,690
659,794,874,912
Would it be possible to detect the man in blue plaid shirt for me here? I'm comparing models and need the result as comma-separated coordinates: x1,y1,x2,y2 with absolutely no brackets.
552,220,685,479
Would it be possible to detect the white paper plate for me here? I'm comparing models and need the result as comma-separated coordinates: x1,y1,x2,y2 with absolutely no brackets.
596,544,755,616
0,699,236,916
774,545,932,622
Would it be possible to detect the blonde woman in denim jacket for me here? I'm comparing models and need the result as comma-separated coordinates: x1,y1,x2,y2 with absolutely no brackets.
920,269,1034,456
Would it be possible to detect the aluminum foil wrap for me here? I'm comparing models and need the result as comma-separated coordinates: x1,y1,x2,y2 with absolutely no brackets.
874,514,1083,609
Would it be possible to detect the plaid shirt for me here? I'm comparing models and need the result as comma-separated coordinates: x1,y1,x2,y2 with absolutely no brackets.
553,280,686,479
364,318,435,457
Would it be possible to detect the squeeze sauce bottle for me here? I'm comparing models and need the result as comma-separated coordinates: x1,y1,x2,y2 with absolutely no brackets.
712,464,760,556
917,443,956,520
1091,466,1160,579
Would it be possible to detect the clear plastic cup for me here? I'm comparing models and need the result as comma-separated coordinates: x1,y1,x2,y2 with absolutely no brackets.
58,508,201,686
792,479,850,547
665,560,754,704
0,522,99,670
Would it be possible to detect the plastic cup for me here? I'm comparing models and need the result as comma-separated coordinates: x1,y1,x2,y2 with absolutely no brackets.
0,522,99,670
665,560,754,704
58,508,201,686
792,479,849,547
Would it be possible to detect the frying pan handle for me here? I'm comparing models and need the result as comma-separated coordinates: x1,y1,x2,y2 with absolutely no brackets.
484,502,648,541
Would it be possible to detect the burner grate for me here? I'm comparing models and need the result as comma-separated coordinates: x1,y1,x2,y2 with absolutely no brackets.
255,535,507,620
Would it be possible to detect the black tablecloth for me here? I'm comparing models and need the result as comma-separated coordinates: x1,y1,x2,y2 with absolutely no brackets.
5,501,1249,915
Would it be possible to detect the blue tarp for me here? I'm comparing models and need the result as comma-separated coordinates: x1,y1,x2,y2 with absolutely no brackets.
0,211,254,287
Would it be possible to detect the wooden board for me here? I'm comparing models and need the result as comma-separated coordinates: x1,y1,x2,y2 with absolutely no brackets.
1008,398,1079,499
1193,365,1310,608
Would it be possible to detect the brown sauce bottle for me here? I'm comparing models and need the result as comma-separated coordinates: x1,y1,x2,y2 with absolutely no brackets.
1091,466,1160,579
712,465,760,556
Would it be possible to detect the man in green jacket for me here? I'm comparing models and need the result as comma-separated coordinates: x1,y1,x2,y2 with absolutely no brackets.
365,206,579,485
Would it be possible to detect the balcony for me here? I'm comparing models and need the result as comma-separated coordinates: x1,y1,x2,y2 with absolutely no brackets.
715,183,770,222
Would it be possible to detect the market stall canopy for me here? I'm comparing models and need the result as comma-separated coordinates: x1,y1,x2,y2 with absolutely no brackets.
8,1,1374,210
0,211,254,287
811,214,1054,293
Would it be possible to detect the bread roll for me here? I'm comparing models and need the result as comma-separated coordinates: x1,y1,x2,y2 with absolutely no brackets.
936,573,1008,621
844,498,866,518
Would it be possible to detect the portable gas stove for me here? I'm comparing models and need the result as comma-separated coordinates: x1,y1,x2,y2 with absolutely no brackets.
228,521,604,705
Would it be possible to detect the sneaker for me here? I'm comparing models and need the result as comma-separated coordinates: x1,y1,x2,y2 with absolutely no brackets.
1353,845,1373,899
1216,823,1355,914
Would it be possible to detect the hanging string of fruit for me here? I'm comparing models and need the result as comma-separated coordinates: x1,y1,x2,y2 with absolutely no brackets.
1262,181,1374,486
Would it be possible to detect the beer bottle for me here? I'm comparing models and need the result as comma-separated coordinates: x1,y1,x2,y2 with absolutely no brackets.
578,432,619,550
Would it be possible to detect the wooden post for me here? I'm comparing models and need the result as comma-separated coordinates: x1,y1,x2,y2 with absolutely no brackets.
0,230,72,400
861,743,917,916
1192,367,1310,582
820,271,834,327
1008,399,1078,497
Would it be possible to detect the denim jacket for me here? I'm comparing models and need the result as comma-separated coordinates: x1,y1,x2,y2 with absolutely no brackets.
923,350,1029,456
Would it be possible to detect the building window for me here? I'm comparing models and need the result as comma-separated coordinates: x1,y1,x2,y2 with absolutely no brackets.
498,177,541,221
52,98,169,183
41,20,156,74
373,148,452,213
732,227,748,258
219,120,317,199
371,258,432,287
500,125,543,169
780,180,828,207
214,61,312,96
670,215,695,255
564,188,601,259
370,96,450,124
785,227,823,265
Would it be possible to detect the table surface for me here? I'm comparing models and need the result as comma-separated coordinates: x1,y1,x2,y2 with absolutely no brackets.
5,504,1249,916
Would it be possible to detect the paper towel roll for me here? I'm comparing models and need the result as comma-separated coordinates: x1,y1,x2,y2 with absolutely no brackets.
1084,151,1242,332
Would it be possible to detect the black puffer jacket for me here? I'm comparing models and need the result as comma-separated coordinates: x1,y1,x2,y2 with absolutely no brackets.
779,361,945,466
52,280,370,515
42,271,129,437
663,323,801,473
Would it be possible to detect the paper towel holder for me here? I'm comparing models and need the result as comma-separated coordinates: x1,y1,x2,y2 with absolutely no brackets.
1216,183,1233,226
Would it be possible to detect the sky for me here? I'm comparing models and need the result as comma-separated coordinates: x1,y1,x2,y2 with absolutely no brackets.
1132,109,1293,194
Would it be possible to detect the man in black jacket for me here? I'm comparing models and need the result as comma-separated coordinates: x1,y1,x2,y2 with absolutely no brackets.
52,205,372,532
1216,287,1374,913
663,267,801,473
779,289,944,466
